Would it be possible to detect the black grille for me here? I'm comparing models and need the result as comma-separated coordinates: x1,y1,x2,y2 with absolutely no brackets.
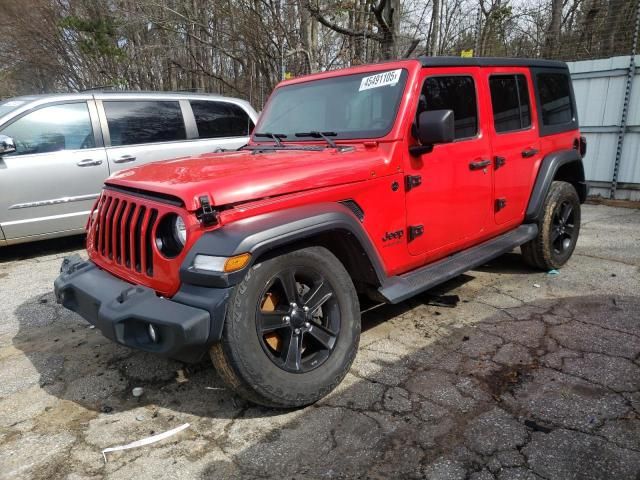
93,193,159,276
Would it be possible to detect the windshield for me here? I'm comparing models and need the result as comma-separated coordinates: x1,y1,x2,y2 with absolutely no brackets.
0,98,28,118
256,69,408,141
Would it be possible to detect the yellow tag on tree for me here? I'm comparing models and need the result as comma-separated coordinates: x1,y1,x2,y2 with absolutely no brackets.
461,49,474,58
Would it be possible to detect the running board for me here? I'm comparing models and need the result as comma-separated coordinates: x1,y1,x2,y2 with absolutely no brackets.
378,224,538,304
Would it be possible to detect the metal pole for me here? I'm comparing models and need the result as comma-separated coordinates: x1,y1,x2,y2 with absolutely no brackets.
610,0,640,199
281,43,285,81
474,7,482,55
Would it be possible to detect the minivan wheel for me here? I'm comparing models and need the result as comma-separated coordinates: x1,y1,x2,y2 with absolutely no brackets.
210,246,360,408
521,181,581,270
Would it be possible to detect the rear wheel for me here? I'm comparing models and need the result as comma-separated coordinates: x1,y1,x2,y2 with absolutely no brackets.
210,246,360,408
521,180,581,270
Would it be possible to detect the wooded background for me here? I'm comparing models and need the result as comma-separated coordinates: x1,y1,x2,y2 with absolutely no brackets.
0,0,638,107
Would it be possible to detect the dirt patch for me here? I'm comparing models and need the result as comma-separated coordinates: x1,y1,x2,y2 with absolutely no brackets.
480,361,540,398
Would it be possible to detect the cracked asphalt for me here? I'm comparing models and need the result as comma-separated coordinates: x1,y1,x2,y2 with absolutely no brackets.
1,203,639,480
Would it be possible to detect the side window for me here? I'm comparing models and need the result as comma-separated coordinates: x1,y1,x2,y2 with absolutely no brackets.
190,101,254,139
536,73,573,126
103,101,186,147
0,102,95,156
421,76,478,139
489,74,532,133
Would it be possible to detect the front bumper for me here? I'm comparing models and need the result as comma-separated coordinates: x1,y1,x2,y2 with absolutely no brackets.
54,254,231,362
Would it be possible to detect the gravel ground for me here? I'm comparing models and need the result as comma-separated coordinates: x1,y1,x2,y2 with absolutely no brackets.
0,203,639,480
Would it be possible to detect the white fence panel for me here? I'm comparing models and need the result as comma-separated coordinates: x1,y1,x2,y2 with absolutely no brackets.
568,55,640,200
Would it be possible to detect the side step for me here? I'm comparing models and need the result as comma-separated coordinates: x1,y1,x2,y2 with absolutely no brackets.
378,224,538,304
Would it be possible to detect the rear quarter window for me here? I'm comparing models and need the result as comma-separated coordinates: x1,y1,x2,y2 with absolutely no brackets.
532,68,578,136
190,101,254,138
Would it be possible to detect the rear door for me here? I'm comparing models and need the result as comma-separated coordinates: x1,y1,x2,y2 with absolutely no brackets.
98,99,194,173
485,68,541,225
405,68,494,257
0,100,108,240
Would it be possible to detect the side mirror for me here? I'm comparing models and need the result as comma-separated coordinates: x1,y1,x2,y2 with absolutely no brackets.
410,109,454,156
0,135,16,155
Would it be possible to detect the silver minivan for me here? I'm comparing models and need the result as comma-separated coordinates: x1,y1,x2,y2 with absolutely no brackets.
0,92,258,246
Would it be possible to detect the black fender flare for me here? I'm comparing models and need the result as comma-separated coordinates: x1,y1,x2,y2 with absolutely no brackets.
525,149,587,223
179,202,387,289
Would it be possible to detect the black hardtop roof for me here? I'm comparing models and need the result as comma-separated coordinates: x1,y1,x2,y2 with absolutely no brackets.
418,56,568,69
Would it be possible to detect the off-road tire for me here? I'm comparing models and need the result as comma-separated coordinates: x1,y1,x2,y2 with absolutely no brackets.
210,246,360,408
521,180,581,270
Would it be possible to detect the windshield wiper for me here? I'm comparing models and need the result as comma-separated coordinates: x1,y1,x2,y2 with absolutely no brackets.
254,132,287,146
294,131,338,149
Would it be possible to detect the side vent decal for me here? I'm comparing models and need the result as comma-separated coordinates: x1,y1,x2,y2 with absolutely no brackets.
339,199,365,222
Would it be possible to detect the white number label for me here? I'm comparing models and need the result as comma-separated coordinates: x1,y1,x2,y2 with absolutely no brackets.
359,69,402,91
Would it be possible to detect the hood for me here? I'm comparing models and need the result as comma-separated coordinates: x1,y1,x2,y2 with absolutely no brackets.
106,146,391,211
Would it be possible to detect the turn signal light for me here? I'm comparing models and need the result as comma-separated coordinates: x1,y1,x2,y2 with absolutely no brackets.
224,253,251,272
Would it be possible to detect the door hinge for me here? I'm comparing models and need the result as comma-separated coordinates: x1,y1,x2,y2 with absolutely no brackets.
408,225,424,241
495,198,507,212
494,156,506,169
405,175,422,191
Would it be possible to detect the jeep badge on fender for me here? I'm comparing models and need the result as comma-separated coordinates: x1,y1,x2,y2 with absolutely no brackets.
55,57,587,408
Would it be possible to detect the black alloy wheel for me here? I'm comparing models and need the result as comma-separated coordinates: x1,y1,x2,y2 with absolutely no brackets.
551,200,576,255
521,180,581,270
256,267,341,373
210,246,360,408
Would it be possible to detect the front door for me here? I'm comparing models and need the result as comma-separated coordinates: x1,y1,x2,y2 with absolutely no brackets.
405,69,493,257
0,101,108,241
484,68,542,225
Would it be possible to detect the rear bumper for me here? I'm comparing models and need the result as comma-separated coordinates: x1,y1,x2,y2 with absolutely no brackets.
54,254,231,362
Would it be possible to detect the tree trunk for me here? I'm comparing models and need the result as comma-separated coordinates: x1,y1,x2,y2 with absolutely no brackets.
543,0,563,57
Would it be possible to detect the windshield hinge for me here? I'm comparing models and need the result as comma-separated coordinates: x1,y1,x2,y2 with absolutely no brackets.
197,195,218,226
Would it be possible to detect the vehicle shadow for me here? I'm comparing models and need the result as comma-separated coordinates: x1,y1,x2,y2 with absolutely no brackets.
11,285,428,420
10,287,640,478
8,272,472,421
0,235,85,263
474,251,539,275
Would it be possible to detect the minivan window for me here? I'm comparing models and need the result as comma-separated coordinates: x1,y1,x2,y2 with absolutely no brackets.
536,73,573,126
421,76,478,139
0,102,95,156
191,101,254,138
103,101,186,147
489,74,532,132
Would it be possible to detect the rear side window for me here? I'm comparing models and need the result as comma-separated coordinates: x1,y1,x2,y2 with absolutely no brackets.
536,73,574,126
190,101,254,138
489,75,531,133
422,76,478,139
103,101,186,146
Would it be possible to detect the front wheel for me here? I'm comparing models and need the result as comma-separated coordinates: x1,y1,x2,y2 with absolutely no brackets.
210,246,360,408
521,180,581,270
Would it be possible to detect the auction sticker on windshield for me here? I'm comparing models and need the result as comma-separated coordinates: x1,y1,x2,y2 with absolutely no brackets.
359,69,402,91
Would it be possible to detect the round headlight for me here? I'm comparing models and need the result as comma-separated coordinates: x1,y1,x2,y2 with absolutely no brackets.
174,216,187,246
155,214,187,258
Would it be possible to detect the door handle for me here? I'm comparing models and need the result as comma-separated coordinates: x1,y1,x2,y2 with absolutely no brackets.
469,159,491,170
76,158,103,167
521,148,539,158
113,155,136,164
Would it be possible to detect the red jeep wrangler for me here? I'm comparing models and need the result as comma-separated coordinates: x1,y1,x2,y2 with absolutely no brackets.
55,57,587,407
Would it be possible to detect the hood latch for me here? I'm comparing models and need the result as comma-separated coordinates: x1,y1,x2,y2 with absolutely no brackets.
197,195,218,226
